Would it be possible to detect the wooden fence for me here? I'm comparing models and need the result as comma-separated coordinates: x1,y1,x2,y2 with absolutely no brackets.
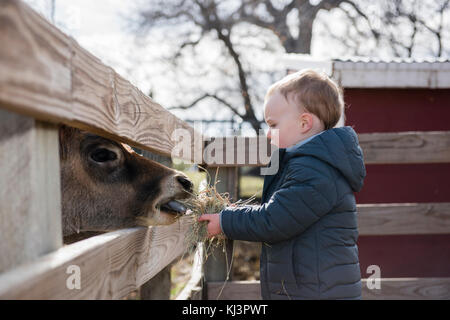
1,0,449,300
0,0,200,299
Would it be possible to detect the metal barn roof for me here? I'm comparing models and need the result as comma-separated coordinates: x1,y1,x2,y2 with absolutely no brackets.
282,54,450,88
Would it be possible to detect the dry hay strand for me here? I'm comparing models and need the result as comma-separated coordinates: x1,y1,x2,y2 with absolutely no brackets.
178,167,258,300
179,167,257,261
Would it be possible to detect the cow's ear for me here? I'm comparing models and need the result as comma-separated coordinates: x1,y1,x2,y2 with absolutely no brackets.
59,124,73,160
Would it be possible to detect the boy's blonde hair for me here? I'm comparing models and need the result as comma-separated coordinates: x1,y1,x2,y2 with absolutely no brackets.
266,69,344,130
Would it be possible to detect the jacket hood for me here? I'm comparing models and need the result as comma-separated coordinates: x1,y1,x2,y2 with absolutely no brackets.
284,126,366,192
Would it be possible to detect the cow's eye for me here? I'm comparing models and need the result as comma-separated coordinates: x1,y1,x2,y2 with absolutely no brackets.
90,148,118,163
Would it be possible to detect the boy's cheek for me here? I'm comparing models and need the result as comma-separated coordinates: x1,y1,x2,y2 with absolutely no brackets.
269,128,280,147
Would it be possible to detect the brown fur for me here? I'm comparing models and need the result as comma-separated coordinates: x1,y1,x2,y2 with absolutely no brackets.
59,125,193,239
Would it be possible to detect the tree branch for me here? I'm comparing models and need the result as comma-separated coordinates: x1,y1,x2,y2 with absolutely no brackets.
168,93,244,118
341,0,381,41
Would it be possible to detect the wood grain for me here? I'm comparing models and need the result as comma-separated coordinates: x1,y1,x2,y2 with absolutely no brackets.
207,281,261,300
203,167,237,283
0,216,191,299
0,109,62,273
358,202,450,235
207,278,450,300
202,131,450,166
139,266,171,300
361,277,450,300
359,131,450,164
0,0,202,162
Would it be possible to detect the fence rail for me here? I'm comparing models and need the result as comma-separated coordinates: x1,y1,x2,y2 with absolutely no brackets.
358,131,450,164
358,202,450,235
206,278,450,300
0,216,190,299
202,131,450,167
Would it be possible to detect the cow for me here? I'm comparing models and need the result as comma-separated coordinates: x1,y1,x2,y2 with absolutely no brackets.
59,125,193,243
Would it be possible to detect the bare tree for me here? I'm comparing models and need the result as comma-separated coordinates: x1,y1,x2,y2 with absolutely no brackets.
135,0,351,133
235,0,349,53
133,0,449,134
384,0,450,57
318,0,450,58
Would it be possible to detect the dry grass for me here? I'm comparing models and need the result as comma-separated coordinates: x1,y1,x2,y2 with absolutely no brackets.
179,167,256,260
177,167,257,299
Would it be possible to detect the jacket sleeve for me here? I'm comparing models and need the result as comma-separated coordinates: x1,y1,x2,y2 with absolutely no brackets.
220,157,338,244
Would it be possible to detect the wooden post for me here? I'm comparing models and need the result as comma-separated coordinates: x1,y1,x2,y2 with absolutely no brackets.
0,108,62,273
139,265,172,300
203,166,238,298
139,150,173,300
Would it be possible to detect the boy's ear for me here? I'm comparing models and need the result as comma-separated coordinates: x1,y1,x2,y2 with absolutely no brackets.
299,113,313,133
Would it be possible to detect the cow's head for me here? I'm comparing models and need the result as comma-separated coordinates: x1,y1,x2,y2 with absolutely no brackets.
59,126,193,238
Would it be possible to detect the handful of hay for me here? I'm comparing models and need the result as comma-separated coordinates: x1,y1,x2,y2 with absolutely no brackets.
179,169,256,258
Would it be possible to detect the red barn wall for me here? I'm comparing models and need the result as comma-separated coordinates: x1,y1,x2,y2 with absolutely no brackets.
344,88,450,278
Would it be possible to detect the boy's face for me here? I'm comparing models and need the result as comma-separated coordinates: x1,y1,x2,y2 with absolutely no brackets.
264,91,304,149
264,91,300,148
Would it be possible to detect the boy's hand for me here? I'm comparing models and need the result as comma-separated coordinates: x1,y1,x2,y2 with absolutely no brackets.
198,214,223,238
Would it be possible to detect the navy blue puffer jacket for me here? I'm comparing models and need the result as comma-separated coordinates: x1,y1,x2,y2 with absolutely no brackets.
220,126,366,299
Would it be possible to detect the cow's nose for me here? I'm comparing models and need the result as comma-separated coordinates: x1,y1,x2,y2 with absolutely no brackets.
176,175,193,192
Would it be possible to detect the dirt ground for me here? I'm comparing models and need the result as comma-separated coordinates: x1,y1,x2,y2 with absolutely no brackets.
123,241,260,299
170,240,261,299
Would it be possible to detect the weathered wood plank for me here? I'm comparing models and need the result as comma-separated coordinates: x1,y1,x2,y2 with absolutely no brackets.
0,109,62,273
359,131,450,164
0,0,72,121
358,202,450,235
139,266,171,300
362,277,450,300
0,216,190,299
203,167,237,284
202,131,450,167
207,281,261,300
207,278,450,300
0,0,202,162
